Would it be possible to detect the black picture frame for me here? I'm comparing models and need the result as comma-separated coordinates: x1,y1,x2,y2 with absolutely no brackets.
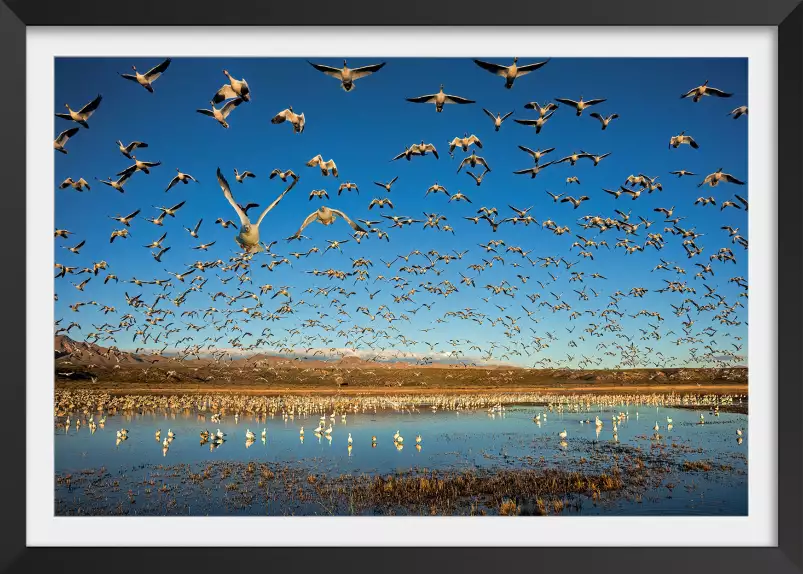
1,1,800,571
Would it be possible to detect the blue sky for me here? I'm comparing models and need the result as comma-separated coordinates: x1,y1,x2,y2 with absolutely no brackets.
54,57,748,368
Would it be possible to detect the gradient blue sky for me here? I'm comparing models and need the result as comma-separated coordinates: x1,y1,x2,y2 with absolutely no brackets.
54,57,748,368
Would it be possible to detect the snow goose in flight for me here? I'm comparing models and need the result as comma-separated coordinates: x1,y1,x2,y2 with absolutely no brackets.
472,57,549,89
212,69,250,103
680,80,733,102
217,167,297,253
554,96,607,116
406,84,475,113
482,109,514,131
286,206,366,241
196,98,245,129
271,107,306,134
165,169,199,192
54,127,79,154
118,58,172,93
307,59,386,91
55,94,102,129
116,140,148,159
697,168,745,188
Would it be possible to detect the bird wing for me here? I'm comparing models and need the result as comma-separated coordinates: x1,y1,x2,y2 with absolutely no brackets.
482,108,495,119
125,209,141,220
165,175,180,192
443,94,476,105
212,85,238,104
119,73,138,82
169,201,185,211
307,61,344,79
306,155,322,167
77,94,103,116
473,59,507,77
330,209,367,232
217,168,249,225
554,98,579,107
350,62,387,80
255,178,298,227
271,109,291,124
196,108,215,117
391,150,407,161
515,60,550,75
406,94,439,104
56,127,80,144
723,174,745,185
584,98,606,106
501,111,514,121
221,98,244,118
289,210,320,239
513,118,539,126
144,58,171,81
707,87,733,98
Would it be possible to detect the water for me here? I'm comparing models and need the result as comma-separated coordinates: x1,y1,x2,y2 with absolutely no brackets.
55,403,748,515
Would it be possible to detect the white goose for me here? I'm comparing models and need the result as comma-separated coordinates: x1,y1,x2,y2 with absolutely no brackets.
217,168,297,253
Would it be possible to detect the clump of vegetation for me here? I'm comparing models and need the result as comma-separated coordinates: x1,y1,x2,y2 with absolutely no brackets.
499,499,520,516
683,460,713,472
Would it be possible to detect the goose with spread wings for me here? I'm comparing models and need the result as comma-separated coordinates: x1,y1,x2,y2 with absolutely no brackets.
307,60,386,91
554,96,606,116
196,98,244,129
118,58,172,93
55,94,102,129
54,128,79,154
472,57,549,89
217,167,297,253
286,206,366,241
406,84,475,113
482,109,514,131
680,80,733,102
212,70,250,103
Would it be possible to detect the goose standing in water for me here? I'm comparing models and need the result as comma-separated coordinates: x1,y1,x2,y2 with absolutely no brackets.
348,433,353,445
406,84,475,112
212,69,251,103
286,206,366,240
271,107,305,134
482,109,514,131
554,96,607,116
697,168,745,188
54,127,80,154
472,57,550,89
307,60,386,91
118,58,172,93
55,94,102,129
196,98,245,129
165,169,199,192
680,80,733,102
217,167,297,253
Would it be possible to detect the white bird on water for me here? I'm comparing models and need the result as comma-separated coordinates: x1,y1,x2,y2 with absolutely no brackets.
654,422,660,432
559,429,567,439
348,433,353,445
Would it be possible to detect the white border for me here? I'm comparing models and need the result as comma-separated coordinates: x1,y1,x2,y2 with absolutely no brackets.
28,27,777,547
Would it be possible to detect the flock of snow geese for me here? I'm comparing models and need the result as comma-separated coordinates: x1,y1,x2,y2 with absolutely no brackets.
55,57,748,372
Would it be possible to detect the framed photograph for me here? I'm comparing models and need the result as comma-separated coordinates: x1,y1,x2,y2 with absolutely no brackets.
2,0,801,571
